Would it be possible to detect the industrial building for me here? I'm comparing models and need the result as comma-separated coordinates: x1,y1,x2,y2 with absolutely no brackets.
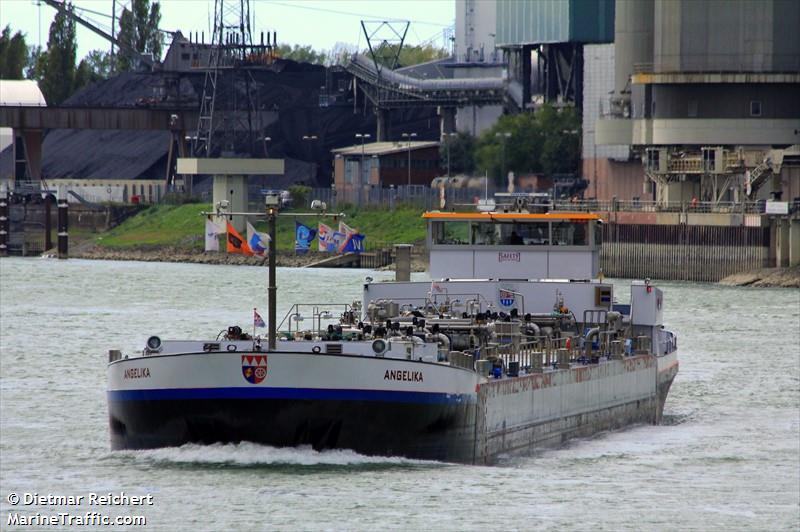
595,0,800,205
331,141,443,204
451,0,505,135
444,0,800,207
4,0,799,210
451,0,614,134
582,42,646,201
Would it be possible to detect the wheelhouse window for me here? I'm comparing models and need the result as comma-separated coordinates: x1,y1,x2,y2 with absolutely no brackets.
594,221,603,246
552,220,587,246
431,221,470,245
469,221,551,245
492,222,550,245
471,222,499,245
431,219,594,246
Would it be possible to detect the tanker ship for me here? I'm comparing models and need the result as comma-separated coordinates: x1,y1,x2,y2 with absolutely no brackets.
107,197,678,464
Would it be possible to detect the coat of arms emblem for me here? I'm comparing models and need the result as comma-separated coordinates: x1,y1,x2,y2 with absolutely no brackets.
242,355,268,384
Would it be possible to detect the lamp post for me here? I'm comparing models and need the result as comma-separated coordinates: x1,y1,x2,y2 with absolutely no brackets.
264,193,280,350
443,132,457,177
402,132,417,187
260,136,271,157
495,131,511,182
355,133,370,205
302,135,318,182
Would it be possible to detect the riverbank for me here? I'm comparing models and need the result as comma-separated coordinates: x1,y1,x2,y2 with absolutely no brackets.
718,266,800,288
44,203,799,285
65,240,796,284
91,203,427,252
69,244,430,271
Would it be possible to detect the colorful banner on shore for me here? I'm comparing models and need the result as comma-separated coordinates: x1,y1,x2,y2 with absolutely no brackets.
227,221,254,255
246,222,270,257
205,218,225,252
329,231,346,252
295,222,317,253
318,222,333,252
338,221,364,253
341,232,365,253
339,221,356,237
304,220,367,254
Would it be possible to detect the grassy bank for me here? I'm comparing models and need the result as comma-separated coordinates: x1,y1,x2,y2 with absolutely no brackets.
94,203,427,252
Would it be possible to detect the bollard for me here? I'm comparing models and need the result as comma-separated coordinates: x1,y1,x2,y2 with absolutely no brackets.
610,340,623,360
0,183,8,257
557,348,570,369
57,186,68,259
531,351,543,373
394,244,412,282
44,193,53,251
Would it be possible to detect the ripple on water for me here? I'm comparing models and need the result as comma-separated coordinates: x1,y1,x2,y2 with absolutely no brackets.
104,442,444,473
1,259,798,531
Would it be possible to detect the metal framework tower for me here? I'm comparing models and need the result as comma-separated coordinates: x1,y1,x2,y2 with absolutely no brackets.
360,20,409,76
193,0,255,157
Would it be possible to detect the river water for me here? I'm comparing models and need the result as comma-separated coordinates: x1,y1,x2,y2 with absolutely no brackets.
0,258,798,531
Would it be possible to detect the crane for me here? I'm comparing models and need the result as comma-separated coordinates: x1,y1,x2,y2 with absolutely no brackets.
41,0,160,70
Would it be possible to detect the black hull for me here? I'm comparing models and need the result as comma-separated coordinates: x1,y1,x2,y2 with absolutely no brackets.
109,397,478,463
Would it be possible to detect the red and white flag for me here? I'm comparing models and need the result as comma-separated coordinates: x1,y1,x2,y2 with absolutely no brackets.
254,308,266,328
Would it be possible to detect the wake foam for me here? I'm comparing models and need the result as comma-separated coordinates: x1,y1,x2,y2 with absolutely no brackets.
113,442,436,468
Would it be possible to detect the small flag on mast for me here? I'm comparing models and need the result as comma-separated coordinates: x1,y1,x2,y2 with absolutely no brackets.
254,308,266,328
247,222,270,257
205,217,225,252
227,221,254,256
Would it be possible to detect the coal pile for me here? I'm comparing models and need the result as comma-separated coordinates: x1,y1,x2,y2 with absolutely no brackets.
29,59,440,188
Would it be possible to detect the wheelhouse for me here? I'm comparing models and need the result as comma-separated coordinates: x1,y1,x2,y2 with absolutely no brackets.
424,212,603,279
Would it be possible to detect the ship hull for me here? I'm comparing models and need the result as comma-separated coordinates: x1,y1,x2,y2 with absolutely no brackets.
108,351,678,464
108,351,479,463
109,394,477,462
473,354,674,463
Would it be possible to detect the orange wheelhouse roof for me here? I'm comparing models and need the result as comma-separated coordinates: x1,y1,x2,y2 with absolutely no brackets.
422,212,601,221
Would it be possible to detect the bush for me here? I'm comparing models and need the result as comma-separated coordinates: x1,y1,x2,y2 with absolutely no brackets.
287,185,311,208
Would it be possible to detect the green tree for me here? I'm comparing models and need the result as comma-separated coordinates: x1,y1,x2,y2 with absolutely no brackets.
537,105,580,176
25,45,46,82
366,43,448,69
276,44,327,65
39,6,77,105
475,112,543,183
116,0,163,71
83,50,113,78
328,41,357,66
397,44,448,67
287,185,311,208
440,132,476,174
0,26,29,79
474,104,580,184
73,50,113,91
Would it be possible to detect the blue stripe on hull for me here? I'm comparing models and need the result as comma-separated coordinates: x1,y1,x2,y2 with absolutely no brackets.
108,386,475,405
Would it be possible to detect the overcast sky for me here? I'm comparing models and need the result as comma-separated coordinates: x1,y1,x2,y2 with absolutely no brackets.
1,0,456,60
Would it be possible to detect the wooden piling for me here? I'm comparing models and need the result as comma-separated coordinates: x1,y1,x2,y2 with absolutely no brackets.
0,184,7,257
57,187,68,259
